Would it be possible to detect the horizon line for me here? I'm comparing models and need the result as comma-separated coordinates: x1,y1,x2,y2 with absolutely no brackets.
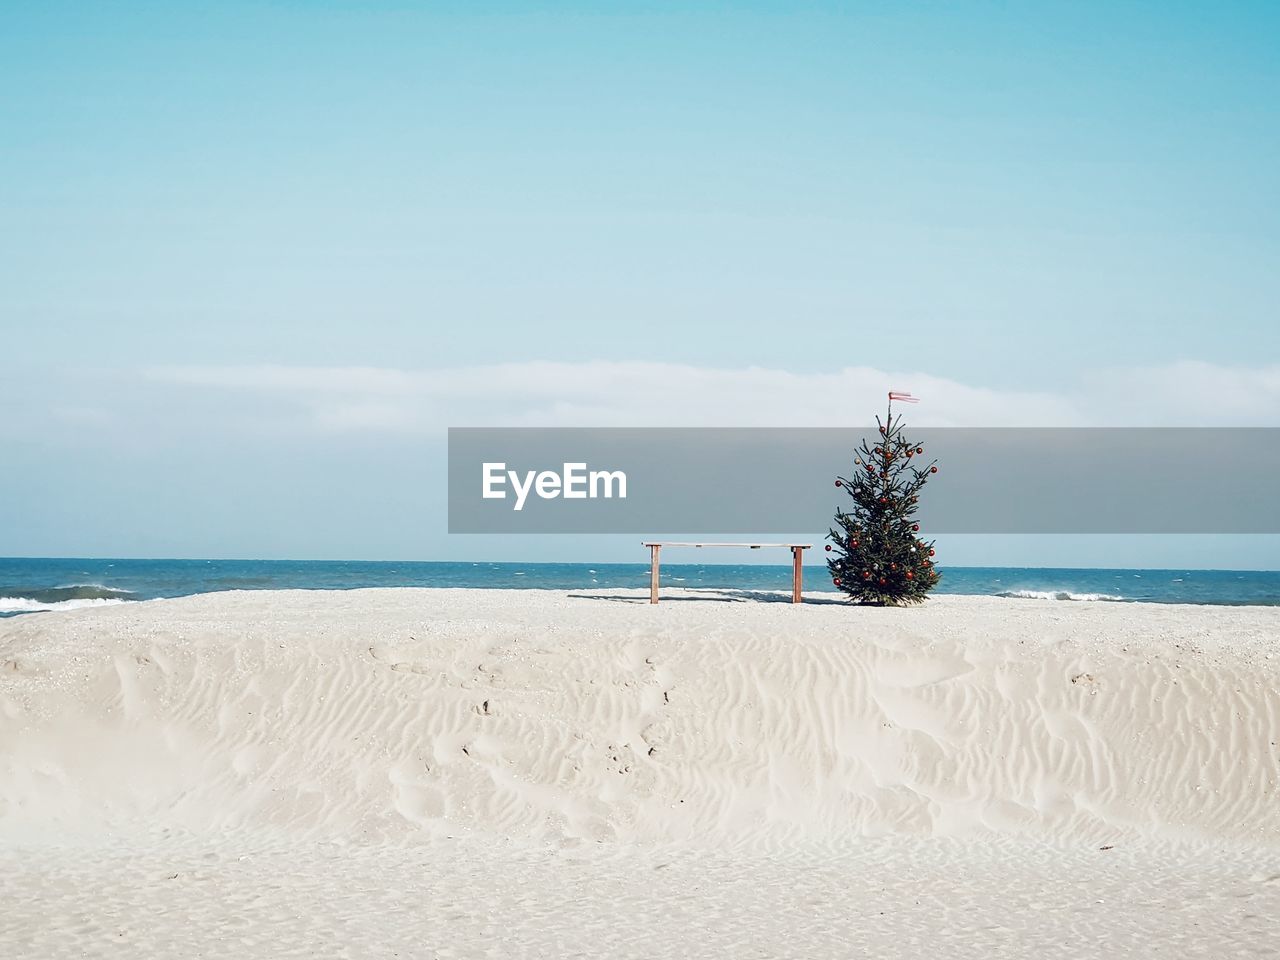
2,556,1278,574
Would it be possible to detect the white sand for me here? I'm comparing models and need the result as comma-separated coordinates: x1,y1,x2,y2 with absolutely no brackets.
2,588,1278,958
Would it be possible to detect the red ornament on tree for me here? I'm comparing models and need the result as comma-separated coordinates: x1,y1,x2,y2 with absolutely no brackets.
930,466,938,474
928,549,935,557
878,577,886,585
824,544,832,552
835,480,842,487
912,523,920,532
906,571,914,580
833,577,841,586
851,539,859,548
915,446,923,454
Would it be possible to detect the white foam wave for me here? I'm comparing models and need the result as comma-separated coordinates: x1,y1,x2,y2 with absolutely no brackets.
0,597,130,614
997,589,1127,602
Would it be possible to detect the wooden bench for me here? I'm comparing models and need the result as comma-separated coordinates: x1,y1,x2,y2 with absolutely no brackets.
641,542,813,605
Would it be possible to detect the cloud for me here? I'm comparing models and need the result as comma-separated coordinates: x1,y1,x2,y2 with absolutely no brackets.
1080,360,1280,425
139,360,1280,433
145,364,421,396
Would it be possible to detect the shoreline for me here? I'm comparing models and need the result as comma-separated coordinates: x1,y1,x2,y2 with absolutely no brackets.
6,559,1280,612
6,585,1280,618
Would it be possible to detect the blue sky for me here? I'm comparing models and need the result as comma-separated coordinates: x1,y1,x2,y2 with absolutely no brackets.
2,1,1278,565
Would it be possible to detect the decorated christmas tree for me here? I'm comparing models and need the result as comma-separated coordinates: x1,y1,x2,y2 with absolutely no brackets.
827,392,940,605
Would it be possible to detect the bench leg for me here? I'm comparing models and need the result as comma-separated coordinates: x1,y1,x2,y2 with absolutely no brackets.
792,546,803,603
650,544,661,605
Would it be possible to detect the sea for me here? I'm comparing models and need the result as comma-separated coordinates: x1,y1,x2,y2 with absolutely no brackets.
1,558,1279,615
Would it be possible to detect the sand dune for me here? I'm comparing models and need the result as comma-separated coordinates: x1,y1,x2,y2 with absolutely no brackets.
2,589,1278,957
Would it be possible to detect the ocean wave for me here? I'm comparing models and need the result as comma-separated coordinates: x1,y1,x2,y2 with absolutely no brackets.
996,589,1128,602
0,584,136,605
0,596,131,613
